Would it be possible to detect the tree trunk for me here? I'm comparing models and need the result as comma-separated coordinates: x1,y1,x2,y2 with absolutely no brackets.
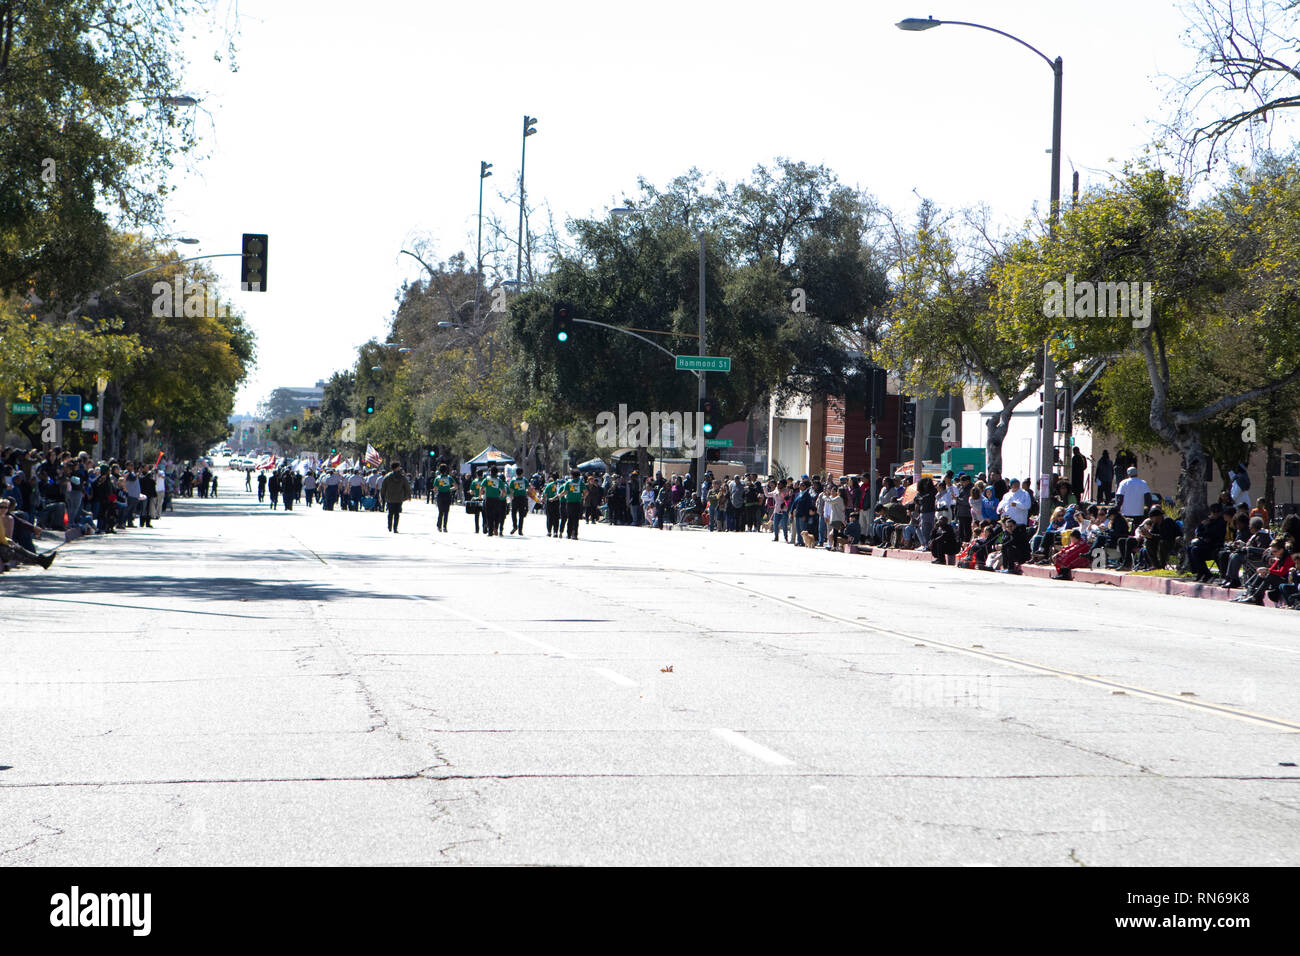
106,381,123,460
1265,441,1277,515
984,413,1007,480
1175,429,1208,530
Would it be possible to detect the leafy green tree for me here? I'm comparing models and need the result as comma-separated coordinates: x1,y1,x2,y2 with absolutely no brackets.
884,203,1042,478
998,160,1300,527
0,0,235,299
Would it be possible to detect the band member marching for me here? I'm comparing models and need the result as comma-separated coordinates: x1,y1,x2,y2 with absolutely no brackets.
433,463,454,533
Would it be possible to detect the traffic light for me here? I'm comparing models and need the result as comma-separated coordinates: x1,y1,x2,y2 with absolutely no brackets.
240,233,268,292
863,366,887,421
365,395,375,415
291,421,299,432
82,395,98,417
428,448,436,458
553,301,573,342
265,422,272,432
900,398,916,435
89,431,100,445
331,447,338,455
701,397,716,435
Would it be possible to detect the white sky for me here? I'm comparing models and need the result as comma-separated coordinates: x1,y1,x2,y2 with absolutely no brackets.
156,0,1253,415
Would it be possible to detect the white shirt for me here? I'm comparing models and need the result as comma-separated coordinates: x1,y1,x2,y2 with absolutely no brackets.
1115,476,1151,517
998,489,1032,525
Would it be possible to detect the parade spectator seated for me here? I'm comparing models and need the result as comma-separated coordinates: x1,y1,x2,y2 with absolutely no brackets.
929,515,960,565
1231,540,1295,606
1215,516,1271,589
1029,506,1068,563
0,497,55,571
1187,503,1228,582
1051,529,1093,580
988,516,1031,574
1134,506,1181,571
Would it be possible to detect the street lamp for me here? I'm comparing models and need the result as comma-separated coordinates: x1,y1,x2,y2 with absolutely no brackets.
95,375,108,461
476,160,493,322
896,14,1063,529
516,115,538,287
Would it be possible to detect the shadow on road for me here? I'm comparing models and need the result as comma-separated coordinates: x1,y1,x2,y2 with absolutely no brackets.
2,575,426,614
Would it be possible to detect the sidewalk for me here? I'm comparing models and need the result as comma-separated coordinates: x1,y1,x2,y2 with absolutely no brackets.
840,543,1240,603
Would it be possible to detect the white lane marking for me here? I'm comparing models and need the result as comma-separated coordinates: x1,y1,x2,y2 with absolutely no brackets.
433,601,570,657
589,667,637,687
712,728,796,766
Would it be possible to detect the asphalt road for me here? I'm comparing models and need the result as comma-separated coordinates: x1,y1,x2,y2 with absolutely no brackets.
2,482,1298,866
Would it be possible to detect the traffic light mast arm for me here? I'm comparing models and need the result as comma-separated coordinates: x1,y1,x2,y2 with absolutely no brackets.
569,318,702,381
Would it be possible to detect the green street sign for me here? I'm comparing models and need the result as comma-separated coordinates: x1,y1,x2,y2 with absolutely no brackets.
675,355,731,373
9,401,38,415
705,438,733,448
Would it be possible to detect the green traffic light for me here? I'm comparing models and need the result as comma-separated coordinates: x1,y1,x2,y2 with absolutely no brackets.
703,423,713,433
557,331,568,342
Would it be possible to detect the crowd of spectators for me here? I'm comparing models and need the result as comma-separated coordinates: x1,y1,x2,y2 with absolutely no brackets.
528,458,1300,610
0,445,186,574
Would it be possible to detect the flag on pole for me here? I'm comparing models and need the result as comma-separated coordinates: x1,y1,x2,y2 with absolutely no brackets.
364,443,382,468
327,452,342,468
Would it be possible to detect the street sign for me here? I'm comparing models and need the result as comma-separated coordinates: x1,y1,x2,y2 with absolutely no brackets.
705,438,733,448
9,401,38,415
56,394,82,421
43,394,82,421
675,355,731,373
81,417,98,431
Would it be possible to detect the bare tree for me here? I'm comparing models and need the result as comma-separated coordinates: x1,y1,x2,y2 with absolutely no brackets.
1171,0,1300,171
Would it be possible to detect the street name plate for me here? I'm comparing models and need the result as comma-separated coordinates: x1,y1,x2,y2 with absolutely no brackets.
10,401,38,415
705,438,733,448
675,356,731,372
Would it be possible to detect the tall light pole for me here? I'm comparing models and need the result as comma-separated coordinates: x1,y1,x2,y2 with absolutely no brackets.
515,115,538,287
95,375,108,462
696,230,707,498
896,15,1062,529
476,160,492,323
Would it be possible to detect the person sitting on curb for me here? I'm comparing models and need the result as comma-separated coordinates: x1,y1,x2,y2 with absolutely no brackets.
929,514,960,565
0,498,55,570
1134,506,1181,571
996,516,1031,574
1216,516,1271,589
1232,540,1295,606
1051,529,1092,580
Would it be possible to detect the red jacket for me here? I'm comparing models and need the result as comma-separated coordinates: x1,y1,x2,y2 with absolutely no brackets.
1053,539,1092,571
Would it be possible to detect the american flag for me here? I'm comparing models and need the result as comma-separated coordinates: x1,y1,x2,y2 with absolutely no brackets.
364,443,382,468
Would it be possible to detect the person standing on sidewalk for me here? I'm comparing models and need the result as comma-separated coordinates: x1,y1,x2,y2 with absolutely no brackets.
380,462,412,533
432,464,454,533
